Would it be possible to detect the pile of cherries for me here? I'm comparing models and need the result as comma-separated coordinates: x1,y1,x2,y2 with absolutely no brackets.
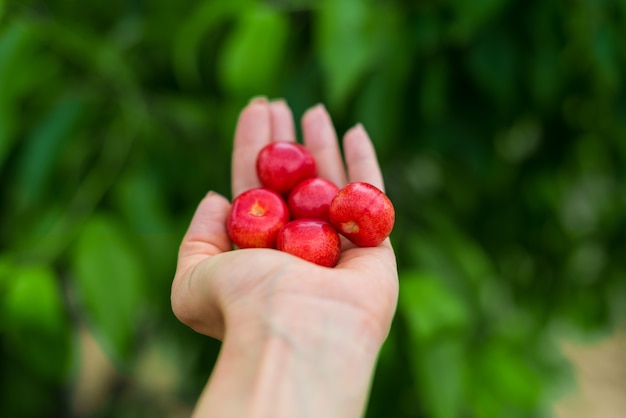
226,142,395,267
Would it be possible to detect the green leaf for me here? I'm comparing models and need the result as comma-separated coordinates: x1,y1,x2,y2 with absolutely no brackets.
401,271,469,418
218,5,289,97
2,264,72,381
173,0,251,88
354,6,410,157
467,34,517,107
400,271,470,341
0,360,58,418
0,254,13,290
420,58,449,123
592,25,620,92
530,39,562,109
468,342,542,417
316,0,374,108
72,214,146,366
413,212,499,290
0,20,35,169
112,164,178,288
13,96,83,211
0,20,30,91
446,0,508,42
416,339,466,418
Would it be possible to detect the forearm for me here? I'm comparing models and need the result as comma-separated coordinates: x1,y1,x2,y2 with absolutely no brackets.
192,298,385,418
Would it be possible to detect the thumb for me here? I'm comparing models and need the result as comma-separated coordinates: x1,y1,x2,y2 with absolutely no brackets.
177,191,232,271
172,191,232,337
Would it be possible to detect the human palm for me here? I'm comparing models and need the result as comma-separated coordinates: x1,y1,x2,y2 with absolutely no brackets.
171,98,398,347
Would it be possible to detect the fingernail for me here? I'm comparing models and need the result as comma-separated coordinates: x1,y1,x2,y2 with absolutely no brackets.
249,95,268,105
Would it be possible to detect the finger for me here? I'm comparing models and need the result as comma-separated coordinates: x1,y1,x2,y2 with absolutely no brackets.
172,257,225,339
269,99,296,142
232,97,271,197
302,104,348,187
343,123,385,192
172,191,232,338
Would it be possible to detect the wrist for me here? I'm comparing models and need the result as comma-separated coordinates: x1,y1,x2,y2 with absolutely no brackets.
234,310,382,418
196,292,386,418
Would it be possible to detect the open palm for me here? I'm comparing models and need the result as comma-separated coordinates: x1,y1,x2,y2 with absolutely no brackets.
171,98,398,347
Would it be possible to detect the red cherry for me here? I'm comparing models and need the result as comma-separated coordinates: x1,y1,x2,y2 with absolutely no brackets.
227,188,290,248
329,182,395,247
256,141,317,195
277,219,341,267
288,177,339,221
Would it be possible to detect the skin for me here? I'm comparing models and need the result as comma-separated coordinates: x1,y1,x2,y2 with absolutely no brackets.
171,98,399,418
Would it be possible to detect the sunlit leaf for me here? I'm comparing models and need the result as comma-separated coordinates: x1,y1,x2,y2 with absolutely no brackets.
400,270,470,341
416,339,466,418
468,342,542,416
218,5,289,97
400,271,469,415
316,0,374,108
415,212,498,289
2,264,72,381
71,214,146,366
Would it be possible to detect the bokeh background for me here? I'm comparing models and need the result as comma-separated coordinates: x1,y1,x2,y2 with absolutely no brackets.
1,0,625,417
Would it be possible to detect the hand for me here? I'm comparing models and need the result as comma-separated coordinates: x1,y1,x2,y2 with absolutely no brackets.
171,98,398,418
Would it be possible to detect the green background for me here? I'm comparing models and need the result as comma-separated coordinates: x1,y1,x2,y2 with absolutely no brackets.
1,0,625,417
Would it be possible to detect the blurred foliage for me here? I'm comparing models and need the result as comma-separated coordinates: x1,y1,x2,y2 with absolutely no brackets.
1,0,625,417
